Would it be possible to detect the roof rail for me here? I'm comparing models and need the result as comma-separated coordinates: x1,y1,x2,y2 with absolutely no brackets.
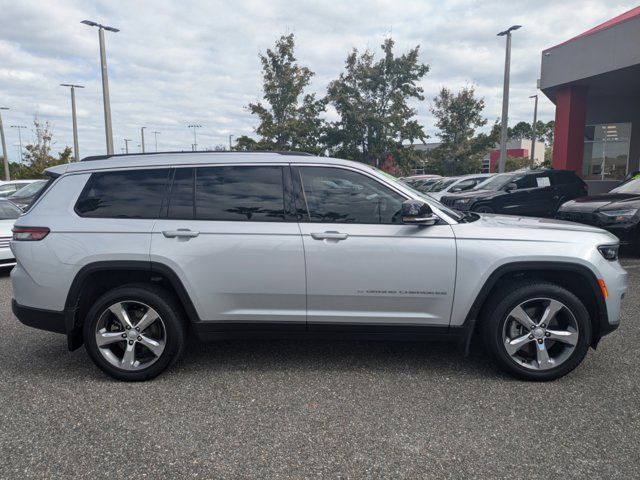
80,150,315,162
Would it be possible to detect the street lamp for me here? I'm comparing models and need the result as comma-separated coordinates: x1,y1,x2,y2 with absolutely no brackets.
0,107,9,180
497,25,522,173
10,125,27,163
188,124,202,151
529,94,539,166
229,134,234,151
152,131,160,152
124,138,132,154
81,19,119,155
60,84,84,162
140,126,146,153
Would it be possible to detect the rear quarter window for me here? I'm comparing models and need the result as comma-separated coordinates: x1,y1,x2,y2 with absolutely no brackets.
75,169,170,218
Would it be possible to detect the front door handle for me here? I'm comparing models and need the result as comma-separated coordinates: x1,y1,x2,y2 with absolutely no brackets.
310,231,348,241
162,229,200,238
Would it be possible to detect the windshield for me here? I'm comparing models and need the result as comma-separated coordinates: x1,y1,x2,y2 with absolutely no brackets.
474,173,516,191
611,178,640,194
0,201,21,219
429,178,458,192
9,180,46,199
375,169,464,221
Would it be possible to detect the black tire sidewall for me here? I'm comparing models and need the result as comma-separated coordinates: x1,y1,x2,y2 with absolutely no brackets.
483,282,592,381
83,285,186,381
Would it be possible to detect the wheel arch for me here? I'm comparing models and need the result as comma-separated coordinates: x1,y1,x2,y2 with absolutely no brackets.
64,260,199,350
460,261,608,354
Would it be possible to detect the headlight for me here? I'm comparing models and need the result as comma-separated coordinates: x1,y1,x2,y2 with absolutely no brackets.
600,208,638,221
598,244,619,261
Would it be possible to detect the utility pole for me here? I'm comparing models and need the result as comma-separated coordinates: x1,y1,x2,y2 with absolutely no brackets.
124,138,131,154
140,126,146,153
152,131,160,152
60,84,85,162
188,124,202,151
497,25,521,173
0,107,9,180
529,94,539,167
11,125,27,163
81,20,119,155
229,134,234,151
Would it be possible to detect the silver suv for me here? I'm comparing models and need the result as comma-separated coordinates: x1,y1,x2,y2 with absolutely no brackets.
11,153,628,381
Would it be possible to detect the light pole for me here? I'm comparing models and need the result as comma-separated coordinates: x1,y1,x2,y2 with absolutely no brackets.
229,134,234,151
140,126,146,153
124,138,131,154
81,20,119,155
152,131,160,152
60,84,84,162
0,107,9,180
529,94,538,166
497,25,521,173
10,125,27,163
188,124,201,151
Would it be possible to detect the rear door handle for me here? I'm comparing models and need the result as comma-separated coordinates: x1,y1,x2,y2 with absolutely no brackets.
162,229,200,238
310,231,348,241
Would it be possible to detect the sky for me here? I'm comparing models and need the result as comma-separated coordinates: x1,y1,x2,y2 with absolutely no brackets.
0,0,637,160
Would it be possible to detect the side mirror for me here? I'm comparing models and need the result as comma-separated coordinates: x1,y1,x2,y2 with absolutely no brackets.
401,200,438,226
504,182,517,192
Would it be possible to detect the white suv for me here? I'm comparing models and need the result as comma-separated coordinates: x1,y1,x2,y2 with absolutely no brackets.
11,152,628,381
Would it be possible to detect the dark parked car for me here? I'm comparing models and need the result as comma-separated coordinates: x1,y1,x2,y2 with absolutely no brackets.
7,179,48,211
557,177,640,253
441,169,587,217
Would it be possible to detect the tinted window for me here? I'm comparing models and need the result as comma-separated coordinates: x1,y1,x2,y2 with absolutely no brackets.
195,166,285,221
297,167,404,224
167,168,194,219
514,175,536,189
551,171,581,186
76,169,169,218
0,201,21,219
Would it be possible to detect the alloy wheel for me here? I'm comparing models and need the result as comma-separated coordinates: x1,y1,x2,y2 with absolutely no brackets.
502,297,579,370
94,300,166,371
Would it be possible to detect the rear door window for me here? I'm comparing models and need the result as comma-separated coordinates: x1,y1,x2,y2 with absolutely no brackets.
75,169,170,218
194,166,286,222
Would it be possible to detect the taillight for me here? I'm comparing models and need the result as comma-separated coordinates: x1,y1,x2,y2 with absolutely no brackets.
12,227,50,241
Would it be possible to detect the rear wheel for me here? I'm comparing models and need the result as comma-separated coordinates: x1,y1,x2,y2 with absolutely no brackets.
83,285,186,381
482,282,592,381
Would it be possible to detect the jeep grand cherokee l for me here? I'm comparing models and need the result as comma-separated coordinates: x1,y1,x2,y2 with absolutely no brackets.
11,153,627,381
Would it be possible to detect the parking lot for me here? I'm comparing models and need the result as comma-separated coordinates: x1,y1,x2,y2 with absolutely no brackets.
0,259,638,479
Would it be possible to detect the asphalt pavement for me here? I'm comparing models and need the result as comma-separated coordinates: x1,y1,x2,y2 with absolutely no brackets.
1,260,639,479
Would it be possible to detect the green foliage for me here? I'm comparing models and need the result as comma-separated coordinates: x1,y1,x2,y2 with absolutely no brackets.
0,118,71,179
508,120,555,144
324,38,430,175
429,86,498,176
244,34,326,155
504,155,531,172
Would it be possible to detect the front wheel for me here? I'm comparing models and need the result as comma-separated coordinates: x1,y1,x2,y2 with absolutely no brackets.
482,282,592,381
473,205,495,214
83,284,186,381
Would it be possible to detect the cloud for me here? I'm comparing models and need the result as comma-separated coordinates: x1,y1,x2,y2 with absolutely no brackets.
0,0,635,158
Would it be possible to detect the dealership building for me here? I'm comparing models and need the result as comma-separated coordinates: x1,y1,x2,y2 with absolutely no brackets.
540,6,640,193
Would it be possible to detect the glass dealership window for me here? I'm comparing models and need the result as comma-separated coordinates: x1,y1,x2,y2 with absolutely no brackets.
582,123,631,180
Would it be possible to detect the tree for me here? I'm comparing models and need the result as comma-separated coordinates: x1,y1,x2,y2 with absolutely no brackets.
508,120,555,144
429,86,498,176
504,155,530,172
0,118,71,179
324,38,430,174
243,34,326,154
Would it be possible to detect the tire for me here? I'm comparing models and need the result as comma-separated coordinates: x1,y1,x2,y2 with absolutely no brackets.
473,205,495,214
83,284,186,381
481,281,592,381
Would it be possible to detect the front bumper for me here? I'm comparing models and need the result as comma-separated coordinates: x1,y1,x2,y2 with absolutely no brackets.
12,299,66,334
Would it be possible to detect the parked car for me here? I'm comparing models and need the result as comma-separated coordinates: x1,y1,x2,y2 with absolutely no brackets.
7,179,48,210
557,177,640,253
11,153,626,382
428,174,493,201
0,199,21,268
441,169,587,217
399,175,441,192
0,179,40,198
